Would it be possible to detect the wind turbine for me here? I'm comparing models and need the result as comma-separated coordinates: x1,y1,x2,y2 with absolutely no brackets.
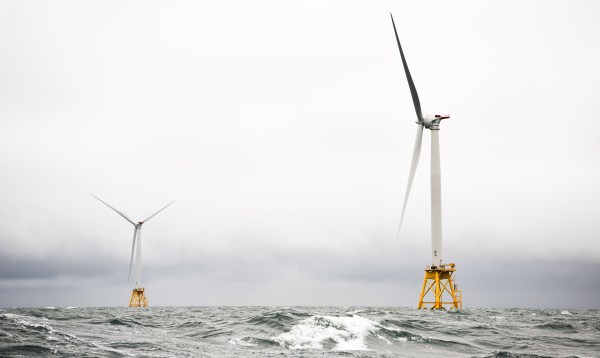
390,14,462,309
91,194,175,307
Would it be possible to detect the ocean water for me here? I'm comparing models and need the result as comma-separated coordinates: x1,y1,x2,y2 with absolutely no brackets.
0,307,598,357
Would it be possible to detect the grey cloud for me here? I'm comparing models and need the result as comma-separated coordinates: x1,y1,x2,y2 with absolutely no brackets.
0,254,123,280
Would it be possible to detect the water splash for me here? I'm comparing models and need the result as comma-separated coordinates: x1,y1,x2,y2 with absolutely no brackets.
272,315,378,350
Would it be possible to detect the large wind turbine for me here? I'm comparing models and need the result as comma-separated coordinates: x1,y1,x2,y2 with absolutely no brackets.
91,194,175,307
390,14,462,309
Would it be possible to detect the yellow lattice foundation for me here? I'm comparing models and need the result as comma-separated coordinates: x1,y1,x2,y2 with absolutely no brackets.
129,288,148,307
417,263,462,309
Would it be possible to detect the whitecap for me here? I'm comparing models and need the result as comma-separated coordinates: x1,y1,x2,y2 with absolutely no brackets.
229,337,258,347
561,310,572,315
345,309,365,315
376,334,392,344
65,306,79,309
21,319,53,331
272,315,378,350
44,306,57,310
1,313,53,332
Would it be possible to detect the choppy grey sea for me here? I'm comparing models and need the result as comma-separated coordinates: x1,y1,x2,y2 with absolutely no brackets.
0,307,598,357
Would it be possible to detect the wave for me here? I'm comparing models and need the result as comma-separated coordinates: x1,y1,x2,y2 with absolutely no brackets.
271,315,378,350
0,312,130,357
246,309,310,330
109,317,136,326
1,313,54,333
535,322,576,331
105,316,160,328
380,318,430,331
482,352,554,358
185,327,233,338
176,320,206,329
229,337,258,347
0,344,55,356
267,313,479,351
377,323,475,351
229,337,280,347
345,309,365,315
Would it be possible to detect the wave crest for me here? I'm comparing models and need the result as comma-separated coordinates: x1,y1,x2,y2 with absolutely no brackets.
272,315,377,350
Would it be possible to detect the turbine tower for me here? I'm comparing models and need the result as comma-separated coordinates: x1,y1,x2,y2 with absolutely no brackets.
91,194,175,307
391,14,462,309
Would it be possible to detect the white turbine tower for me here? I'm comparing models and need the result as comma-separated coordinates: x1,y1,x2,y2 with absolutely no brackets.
91,194,175,307
390,14,462,309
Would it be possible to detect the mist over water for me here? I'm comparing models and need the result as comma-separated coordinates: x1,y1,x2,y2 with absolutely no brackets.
1,306,598,357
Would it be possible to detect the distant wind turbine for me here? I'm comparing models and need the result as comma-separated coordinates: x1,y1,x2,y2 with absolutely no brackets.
91,194,175,307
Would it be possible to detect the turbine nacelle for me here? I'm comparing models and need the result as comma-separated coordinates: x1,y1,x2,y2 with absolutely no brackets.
422,114,450,129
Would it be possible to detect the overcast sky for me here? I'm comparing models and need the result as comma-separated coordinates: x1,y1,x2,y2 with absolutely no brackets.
1,0,599,309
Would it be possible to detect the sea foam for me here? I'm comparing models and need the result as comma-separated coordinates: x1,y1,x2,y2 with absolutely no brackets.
272,315,378,350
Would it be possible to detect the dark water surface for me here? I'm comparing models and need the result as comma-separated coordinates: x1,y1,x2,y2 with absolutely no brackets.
1,307,598,357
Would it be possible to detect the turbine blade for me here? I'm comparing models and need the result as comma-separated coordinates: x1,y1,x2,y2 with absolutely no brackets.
390,13,423,122
90,194,136,226
396,123,424,240
142,200,176,223
128,227,137,281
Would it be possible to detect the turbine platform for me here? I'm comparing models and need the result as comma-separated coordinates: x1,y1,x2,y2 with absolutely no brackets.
417,263,462,309
129,288,148,307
